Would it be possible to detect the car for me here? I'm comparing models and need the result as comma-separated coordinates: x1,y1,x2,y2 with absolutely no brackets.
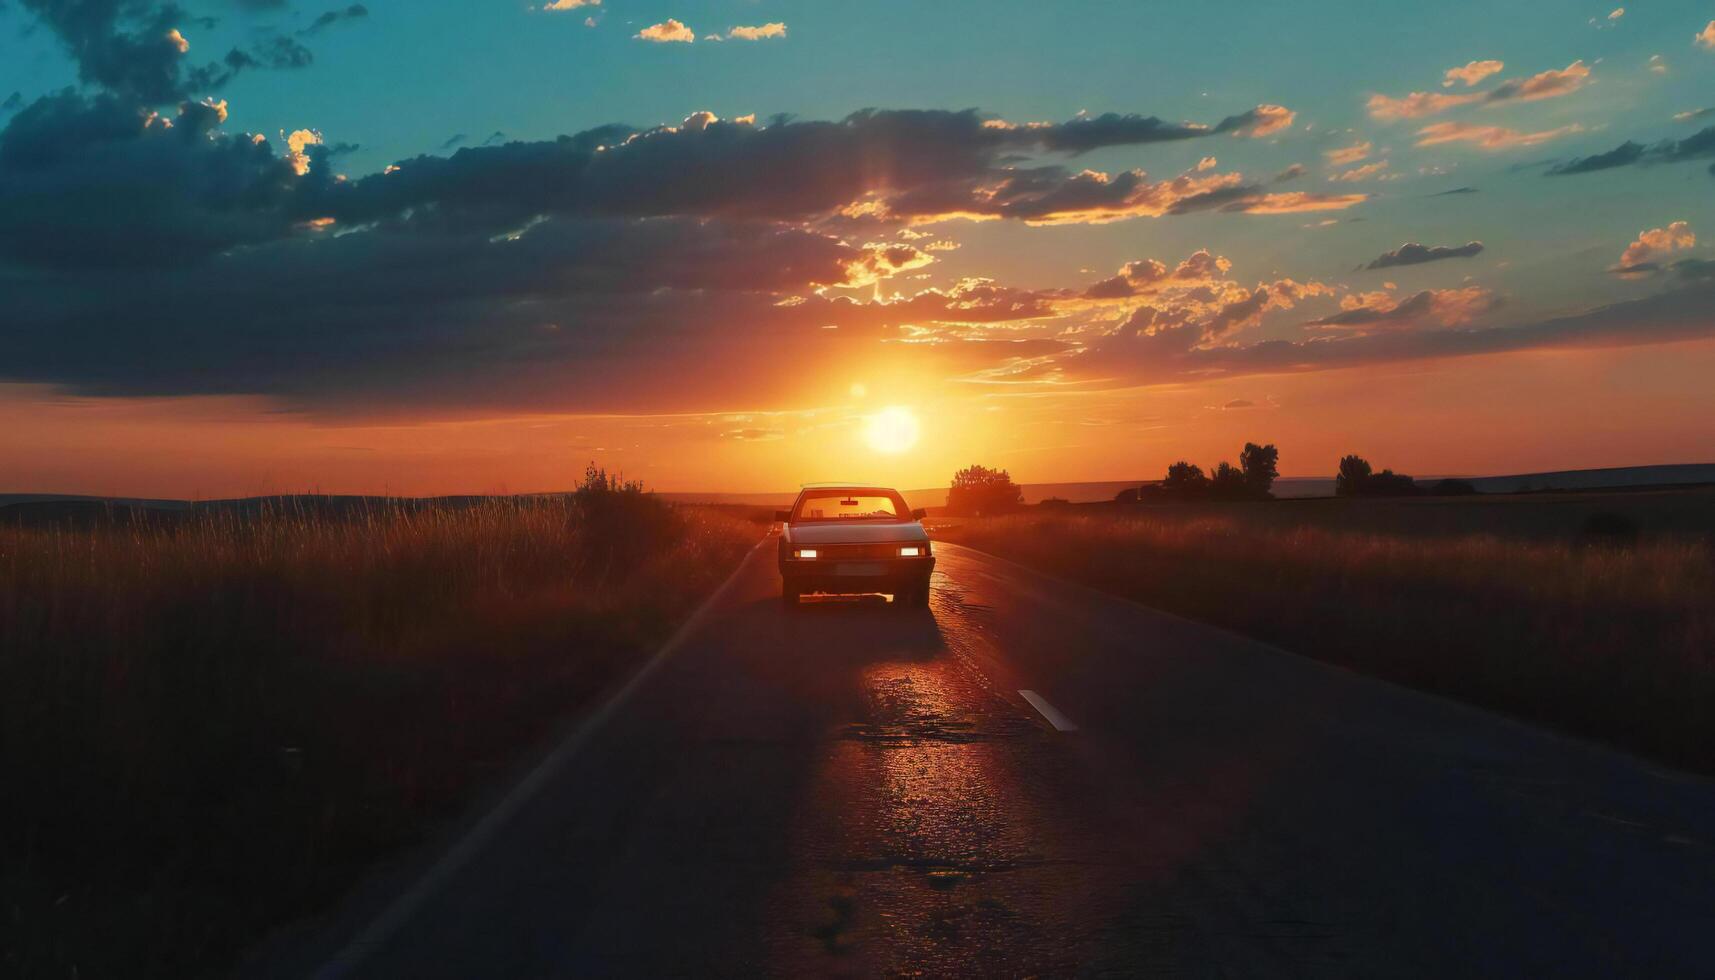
776,484,935,607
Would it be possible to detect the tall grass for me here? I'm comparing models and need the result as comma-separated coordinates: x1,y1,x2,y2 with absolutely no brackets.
0,495,759,978
942,513,1715,771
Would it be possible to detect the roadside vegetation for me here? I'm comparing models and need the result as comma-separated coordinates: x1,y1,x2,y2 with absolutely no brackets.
937,509,1715,774
0,469,759,978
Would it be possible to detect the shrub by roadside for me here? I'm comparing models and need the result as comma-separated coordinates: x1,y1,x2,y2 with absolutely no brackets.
0,495,758,978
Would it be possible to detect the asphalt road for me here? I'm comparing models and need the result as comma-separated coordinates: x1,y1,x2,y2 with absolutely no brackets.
273,532,1715,978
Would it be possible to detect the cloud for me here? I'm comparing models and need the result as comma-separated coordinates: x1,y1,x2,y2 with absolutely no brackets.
1675,107,1714,123
1428,186,1478,196
1483,60,1591,103
1365,241,1485,269
1222,104,1295,137
300,3,368,35
1367,90,1482,120
541,0,598,8
1415,121,1583,149
1370,61,1591,121
1546,125,1715,174
1698,20,1715,49
1442,59,1503,87
1324,140,1371,165
1,92,22,113
724,22,785,41
16,0,325,105
1649,54,1668,74
1331,160,1388,182
636,19,693,42
1221,399,1256,409
1613,221,1695,275
1310,286,1497,330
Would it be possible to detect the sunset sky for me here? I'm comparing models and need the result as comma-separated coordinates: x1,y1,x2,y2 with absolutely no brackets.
3,0,1714,496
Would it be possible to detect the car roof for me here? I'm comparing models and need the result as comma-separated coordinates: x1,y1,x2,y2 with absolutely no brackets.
796,484,899,493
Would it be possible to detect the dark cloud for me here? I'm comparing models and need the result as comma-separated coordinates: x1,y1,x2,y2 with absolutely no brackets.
1365,241,1484,270
0,91,308,268
1547,126,1715,175
234,34,312,69
2,92,22,113
18,0,318,104
299,3,366,36
1428,186,1477,196
439,132,466,149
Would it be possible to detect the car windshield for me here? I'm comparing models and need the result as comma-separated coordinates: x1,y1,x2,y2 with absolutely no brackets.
793,490,906,522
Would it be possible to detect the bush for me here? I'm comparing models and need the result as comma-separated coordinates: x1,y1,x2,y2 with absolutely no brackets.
946,464,1024,516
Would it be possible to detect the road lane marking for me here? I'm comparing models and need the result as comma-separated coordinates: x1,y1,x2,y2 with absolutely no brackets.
310,533,771,980
1019,690,1079,732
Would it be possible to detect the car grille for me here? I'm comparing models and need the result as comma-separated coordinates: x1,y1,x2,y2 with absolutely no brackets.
813,542,908,560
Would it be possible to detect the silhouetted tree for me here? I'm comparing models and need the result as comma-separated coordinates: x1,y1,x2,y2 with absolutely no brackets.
1209,461,1248,498
1239,442,1280,498
1114,487,1141,505
1335,454,1373,497
1366,470,1421,496
1161,461,1209,498
946,465,1024,516
1337,455,1422,496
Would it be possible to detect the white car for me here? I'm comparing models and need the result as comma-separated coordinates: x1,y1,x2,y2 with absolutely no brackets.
776,485,935,607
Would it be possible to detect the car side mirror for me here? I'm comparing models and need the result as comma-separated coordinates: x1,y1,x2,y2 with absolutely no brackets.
773,510,791,522
911,508,927,520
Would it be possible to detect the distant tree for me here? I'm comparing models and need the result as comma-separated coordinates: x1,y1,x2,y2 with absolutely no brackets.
1114,487,1141,505
1161,461,1209,498
1038,496,1072,509
1335,454,1373,497
946,464,1024,516
1366,470,1421,496
1239,442,1280,498
1209,461,1248,498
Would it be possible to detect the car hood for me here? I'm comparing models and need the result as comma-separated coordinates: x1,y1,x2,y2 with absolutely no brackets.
785,522,929,545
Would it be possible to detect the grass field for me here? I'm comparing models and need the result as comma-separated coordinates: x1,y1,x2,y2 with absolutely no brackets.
938,502,1715,774
0,492,760,978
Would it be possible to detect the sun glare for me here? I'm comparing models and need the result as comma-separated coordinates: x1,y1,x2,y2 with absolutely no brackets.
864,406,921,454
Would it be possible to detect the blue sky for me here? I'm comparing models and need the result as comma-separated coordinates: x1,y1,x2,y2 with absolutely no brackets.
2,0,1714,493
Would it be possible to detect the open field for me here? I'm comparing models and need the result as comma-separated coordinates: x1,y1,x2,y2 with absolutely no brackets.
0,494,759,978
936,492,1715,773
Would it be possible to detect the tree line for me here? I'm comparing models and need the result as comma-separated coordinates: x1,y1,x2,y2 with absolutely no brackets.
943,448,1479,515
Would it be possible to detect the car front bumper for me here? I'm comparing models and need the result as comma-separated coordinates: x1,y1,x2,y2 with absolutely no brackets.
778,555,935,593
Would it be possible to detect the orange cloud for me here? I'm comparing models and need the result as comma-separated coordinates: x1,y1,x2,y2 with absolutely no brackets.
725,22,786,40
165,28,190,53
1616,221,1695,274
636,19,694,42
541,0,598,9
1485,60,1590,103
1368,90,1481,120
1330,160,1388,182
1316,286,1497,330
1231,191,1368,213
1414,121,1583,149
1233,104,1295,137
1697,20,1715,49
285,128,322,175
1442,59,1503,87
1324,141,1372,165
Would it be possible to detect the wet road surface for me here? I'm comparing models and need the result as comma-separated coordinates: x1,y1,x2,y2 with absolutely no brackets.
273,533,1715,977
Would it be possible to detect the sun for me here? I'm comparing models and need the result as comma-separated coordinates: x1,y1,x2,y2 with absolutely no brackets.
864,406,921,454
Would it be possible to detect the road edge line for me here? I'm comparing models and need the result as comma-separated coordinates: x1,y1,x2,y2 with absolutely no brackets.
311,533,770,979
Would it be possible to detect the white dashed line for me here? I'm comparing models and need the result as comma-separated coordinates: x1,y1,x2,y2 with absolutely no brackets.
1019,690,1079,732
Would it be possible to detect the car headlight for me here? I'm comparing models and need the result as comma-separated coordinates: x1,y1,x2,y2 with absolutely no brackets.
793,548,818,559
899,545,924,557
